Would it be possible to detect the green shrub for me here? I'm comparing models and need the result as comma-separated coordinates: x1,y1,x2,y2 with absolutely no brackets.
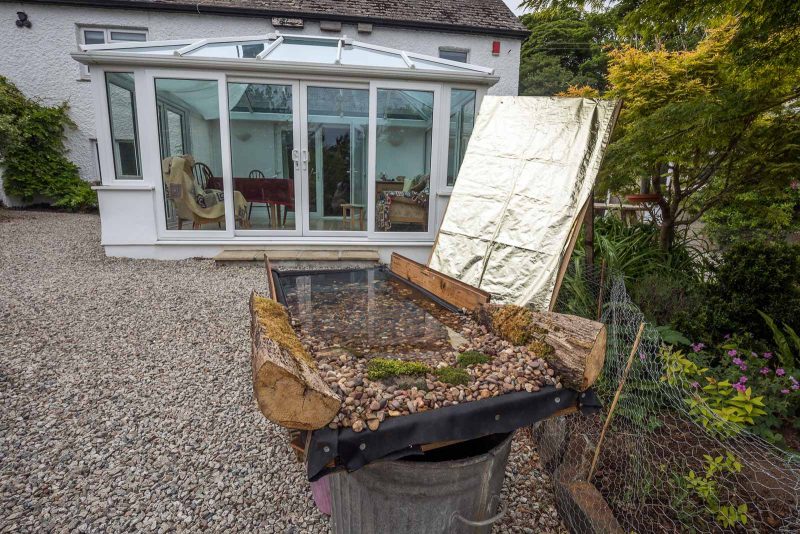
700,240,800,343
456,351,491,367
434,366,471,386
0,76,96,210
366,358,430,380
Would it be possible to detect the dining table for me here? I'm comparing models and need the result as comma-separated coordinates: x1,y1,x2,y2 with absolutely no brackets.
206,176,294,229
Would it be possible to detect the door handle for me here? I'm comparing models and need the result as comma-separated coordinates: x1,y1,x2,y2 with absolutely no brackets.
301,149,308,170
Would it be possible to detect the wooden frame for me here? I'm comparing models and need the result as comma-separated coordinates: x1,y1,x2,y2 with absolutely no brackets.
390,252,490,312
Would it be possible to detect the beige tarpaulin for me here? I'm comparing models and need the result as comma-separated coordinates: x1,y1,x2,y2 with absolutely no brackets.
429,96,621,311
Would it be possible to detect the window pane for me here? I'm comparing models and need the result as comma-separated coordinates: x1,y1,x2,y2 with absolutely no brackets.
439,49,468,63
83,30,105,45
155,78,230,231
228,82,295,231
375,88,433,233
105,72,141,179
306,87,369,232
109,31,147,42
447,89,476,186
190,41,266,58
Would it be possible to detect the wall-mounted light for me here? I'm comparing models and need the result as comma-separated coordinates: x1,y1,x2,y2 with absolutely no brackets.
16,12,32,29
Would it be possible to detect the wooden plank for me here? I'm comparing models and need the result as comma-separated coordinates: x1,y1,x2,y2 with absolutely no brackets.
264,256,277,302
549,197,591,312
390,253,490,312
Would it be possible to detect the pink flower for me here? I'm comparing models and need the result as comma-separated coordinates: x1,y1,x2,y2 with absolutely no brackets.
791,179,799,190
732,357,743,366
791,376,798,385
781,389,790,394
739,363,747,371
793,384,799,391
739,376,748,384
760,367,771,375
733,383,747,393
776,368,786,376
724,334,731,340
728,349,738,357
691,342,705,353
763,352,773,359
691,381,700,389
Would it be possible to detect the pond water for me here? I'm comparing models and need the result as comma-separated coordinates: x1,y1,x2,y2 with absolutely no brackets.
277,268,465,357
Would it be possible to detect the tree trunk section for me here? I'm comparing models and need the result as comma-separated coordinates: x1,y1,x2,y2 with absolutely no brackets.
528,310,607,391
481,305,607,391
250,292,341,430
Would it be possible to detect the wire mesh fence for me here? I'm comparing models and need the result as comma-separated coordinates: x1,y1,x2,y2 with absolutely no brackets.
542,259,800,533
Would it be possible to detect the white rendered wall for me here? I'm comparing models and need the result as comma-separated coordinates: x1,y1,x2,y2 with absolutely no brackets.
0,3,521,184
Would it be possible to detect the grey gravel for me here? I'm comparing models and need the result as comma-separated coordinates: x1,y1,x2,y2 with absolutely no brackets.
0,209,565,533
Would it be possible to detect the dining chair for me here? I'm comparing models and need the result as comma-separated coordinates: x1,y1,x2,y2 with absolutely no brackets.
249,169,265,178
192,162,214,190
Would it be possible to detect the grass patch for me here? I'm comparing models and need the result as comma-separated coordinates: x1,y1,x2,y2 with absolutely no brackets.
434,366,471,386
456,350,492,367
367,358,431,380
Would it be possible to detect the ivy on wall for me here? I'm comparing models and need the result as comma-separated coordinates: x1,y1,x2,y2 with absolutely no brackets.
0,76,96,210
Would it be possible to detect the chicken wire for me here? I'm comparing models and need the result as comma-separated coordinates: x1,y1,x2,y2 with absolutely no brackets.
536,261,800,533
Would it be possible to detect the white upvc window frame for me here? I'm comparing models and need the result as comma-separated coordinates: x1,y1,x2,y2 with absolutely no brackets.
299,80,371,239
367,80,443,242
77,26,148,80
226,75,303,237
438,47,470,64
91,66,149,186
438,85,485,196
142,69,236,241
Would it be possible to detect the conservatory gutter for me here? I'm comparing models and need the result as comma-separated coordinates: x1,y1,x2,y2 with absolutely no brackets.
70,52,501,86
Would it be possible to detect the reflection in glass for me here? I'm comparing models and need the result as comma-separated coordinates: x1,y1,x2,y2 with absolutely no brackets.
447,89,476,186
306,87,369,232
105,72,141,179
156,78,238,231
375,88,433,233
228,82,295,230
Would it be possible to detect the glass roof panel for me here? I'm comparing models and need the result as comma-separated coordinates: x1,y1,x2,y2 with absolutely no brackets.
266,38,338,64
411,57,477,72
339,46,408,69
80,35,493,76
189,41,267,59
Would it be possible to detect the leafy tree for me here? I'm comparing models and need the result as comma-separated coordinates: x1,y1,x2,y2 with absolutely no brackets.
518,7,615,96
523,1,800,250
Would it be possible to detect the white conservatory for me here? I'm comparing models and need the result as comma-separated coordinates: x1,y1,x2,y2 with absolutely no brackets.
73,33,497,261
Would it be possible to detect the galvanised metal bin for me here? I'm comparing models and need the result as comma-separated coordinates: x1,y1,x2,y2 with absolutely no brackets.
329,432,513,534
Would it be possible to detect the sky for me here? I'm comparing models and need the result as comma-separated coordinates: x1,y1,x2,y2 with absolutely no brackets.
502,0,530,16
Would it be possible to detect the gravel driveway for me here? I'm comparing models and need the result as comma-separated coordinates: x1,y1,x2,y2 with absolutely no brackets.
0,209,565,533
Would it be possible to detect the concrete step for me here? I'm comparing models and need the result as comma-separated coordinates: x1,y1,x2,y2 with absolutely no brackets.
213,248,381,264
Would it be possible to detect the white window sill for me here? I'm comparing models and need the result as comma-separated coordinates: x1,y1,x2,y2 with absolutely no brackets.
92,184,154,191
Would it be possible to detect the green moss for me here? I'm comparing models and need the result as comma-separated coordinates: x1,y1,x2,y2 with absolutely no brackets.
527,338,555,359
252,294,314,366
367,358,431,380
457,350,492,367
434,366,471,386
491,305,534,345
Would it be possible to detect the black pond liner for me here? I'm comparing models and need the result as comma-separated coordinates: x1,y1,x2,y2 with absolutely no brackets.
270,266,601,481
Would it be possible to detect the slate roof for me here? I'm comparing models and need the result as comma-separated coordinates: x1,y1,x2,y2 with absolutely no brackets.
36,0,528,37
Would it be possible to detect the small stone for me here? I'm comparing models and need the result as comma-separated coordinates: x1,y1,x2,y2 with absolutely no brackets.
352,419,365,433
367,419,380,431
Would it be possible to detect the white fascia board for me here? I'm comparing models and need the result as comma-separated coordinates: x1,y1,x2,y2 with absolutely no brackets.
70,52,500,86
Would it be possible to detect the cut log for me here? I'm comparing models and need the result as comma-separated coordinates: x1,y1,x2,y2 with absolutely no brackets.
250,292,341,429
479,304,606,391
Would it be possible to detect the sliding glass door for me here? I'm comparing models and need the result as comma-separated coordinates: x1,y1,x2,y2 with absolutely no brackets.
301,84,369,234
